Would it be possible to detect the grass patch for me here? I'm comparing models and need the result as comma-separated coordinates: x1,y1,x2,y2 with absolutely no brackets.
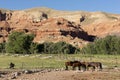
0,54,119,69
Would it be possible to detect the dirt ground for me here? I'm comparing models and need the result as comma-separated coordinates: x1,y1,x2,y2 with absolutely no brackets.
0,68,120,80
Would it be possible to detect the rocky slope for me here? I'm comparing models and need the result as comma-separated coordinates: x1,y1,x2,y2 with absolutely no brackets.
0,7,120,47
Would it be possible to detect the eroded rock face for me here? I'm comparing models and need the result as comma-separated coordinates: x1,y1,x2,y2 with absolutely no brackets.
0,10,12,21
0,10,6,21
82,20,120,38
11,10,47,23
33,18,91,47
0,8,120,47
0,9,91,47
0,21,12,42
5,11,12,20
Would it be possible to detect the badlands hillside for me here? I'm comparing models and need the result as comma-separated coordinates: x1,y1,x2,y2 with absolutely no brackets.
0,7,120,47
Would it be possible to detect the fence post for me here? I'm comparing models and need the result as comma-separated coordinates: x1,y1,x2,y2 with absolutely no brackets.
115,57,118,67
21,62,24,69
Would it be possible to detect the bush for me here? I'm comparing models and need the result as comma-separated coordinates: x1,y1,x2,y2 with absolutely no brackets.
6,31,34,54
29,42,39,54
38,41,79,54
82,35,120,55
0,42,6,53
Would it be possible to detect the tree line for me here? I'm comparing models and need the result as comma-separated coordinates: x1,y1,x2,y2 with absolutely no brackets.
0,31,120,55
0,31,79,54
82,35,120,55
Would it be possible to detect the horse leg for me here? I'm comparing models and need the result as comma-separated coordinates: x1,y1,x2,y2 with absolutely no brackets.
99,63,102,71
81,65,86,71
96,66,99,71
87,66,89,71
65,66,68,70
72,66,75,70
96,64,101,71
78,66,81,70
84,65,87,71
92,66,95,71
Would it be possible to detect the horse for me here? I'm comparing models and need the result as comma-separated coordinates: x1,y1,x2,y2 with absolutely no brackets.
65,61,86,70
88,62,102,71
65,61,79,70
80,61,90,71
80,61,102,71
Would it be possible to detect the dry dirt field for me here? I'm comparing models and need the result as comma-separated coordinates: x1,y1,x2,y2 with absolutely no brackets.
0,68,120,80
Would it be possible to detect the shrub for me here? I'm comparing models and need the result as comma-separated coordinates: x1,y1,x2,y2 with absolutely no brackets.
42,41,78,54
6,31,34,54
30,41,80,54
82,35,120,55
0,42,6,53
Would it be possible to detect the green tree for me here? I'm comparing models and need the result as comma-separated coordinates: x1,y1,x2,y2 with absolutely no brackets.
43,42,53,54
40,41,78,54
115,38,120,54
29,42,39,54
0,42,6,53
82,35,120,55
6,31,34,54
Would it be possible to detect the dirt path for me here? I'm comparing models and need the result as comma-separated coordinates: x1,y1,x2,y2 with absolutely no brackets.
0,68,120,80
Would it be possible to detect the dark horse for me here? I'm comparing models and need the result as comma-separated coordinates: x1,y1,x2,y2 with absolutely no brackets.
88,62,102,71
65,61,86,70
80,62,102,71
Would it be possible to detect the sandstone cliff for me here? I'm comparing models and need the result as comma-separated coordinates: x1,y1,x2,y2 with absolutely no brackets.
0,7,120,47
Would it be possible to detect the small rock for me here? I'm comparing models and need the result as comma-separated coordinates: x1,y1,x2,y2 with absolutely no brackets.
13,72,21,76
23,70,33,74
11,76,16,79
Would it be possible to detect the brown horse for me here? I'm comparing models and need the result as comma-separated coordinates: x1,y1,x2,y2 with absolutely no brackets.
88,62,102,71
65,61,86,70
80,62,102,71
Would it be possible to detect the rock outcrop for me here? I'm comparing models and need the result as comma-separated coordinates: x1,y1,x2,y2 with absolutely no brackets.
0,10,12,21
82,20,120,37
0,7,120,47
0,21,12,42
33,18,92,47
